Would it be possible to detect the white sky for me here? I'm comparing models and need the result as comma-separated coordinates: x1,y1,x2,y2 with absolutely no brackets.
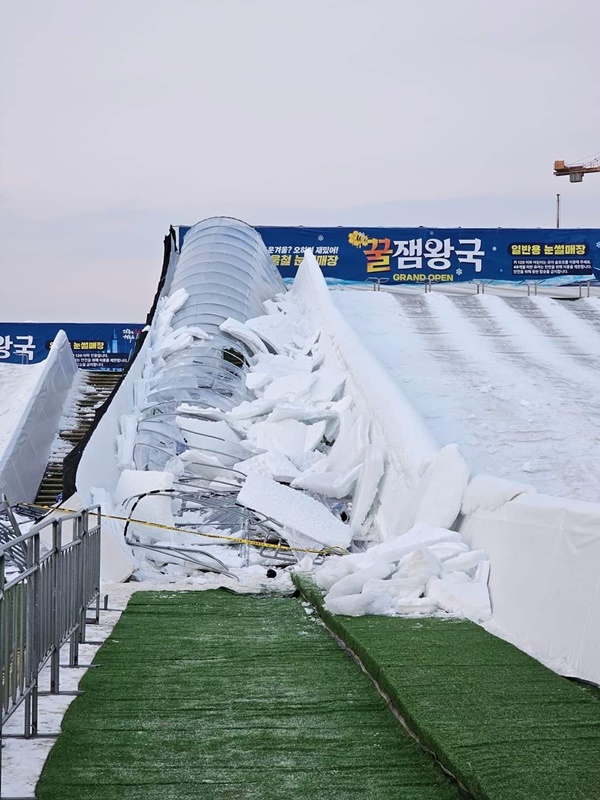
1,0,599,321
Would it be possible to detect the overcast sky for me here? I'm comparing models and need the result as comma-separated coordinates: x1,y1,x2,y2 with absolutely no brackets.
1,0,599,321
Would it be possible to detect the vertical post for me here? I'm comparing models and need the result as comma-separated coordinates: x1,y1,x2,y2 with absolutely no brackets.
30,533,40,737
556,193,561,228
24,534,39,738
78,512,87,645
50,519,61,694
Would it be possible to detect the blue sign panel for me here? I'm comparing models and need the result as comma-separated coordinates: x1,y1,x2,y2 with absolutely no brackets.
179,226,600,286
0,323,144,369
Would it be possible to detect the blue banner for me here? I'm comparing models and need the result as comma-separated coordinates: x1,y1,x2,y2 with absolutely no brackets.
179,226,600,286
0,323,144,369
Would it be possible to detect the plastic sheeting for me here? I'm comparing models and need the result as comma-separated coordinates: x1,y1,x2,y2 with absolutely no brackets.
459,491,600,686
0,330,78,502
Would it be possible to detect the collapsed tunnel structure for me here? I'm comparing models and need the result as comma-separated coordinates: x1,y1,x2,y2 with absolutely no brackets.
72,217,292,571
133,217,285,472
66,214,600,689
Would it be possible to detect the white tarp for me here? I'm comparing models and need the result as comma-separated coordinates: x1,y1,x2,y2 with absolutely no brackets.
459,490,600,686
0,331,77,502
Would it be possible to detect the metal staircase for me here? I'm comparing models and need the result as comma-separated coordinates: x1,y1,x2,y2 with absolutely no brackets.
35,371,121,506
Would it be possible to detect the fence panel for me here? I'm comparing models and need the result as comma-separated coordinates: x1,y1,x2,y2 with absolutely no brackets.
0,506,101,793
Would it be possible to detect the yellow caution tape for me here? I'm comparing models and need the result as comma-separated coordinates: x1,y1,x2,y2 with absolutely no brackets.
21,502,345,557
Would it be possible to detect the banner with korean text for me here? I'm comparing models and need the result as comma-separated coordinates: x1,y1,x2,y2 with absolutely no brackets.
179,226,600,286
0,323,143,368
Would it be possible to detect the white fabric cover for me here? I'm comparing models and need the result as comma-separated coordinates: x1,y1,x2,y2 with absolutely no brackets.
0,330,78,502
459,491,600,686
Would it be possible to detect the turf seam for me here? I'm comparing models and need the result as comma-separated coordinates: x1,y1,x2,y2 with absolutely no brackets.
37,591,462,800
292,574,600,800
316,613,473,799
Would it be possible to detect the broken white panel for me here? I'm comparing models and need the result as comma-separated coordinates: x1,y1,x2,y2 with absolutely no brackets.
291,463,361,499
398,444,470,533
237,472,352,549
252,352,314,377
429,541,470,561
308,367,346,404
327,411,369,474
325,560,396,601
441,549,486,575
220,317,268,354
343,523,461,570
394,546,442,582
269,403,338,425
245,372,271,393
235,451,300,482
427,574,492,622
395,597,439,616
324,592,390,617
245,312,299,354
226,398,277,420
263,372,316,403
350,444,385,533
245,418,325,459
314,556,357,592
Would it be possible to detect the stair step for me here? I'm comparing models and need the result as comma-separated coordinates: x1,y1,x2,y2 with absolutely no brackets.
35,369,125,503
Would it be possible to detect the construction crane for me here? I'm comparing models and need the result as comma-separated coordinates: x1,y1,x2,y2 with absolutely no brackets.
554,158,600,182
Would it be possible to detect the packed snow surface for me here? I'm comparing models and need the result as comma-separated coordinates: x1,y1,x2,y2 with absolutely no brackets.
0,362,45,454
333,289,600,503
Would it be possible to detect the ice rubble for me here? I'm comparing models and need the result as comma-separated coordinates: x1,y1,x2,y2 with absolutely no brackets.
100,251,492,621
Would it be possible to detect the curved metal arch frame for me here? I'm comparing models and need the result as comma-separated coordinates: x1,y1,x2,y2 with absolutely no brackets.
131,217,288,555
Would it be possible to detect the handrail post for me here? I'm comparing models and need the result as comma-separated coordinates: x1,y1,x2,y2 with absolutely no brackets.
50,519,61,693
78,512,88,645
24,533,40,738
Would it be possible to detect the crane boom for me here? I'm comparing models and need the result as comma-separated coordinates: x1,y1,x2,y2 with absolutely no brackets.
554,159,600,182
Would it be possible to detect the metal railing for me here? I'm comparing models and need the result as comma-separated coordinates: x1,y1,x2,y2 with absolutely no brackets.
0,506,101,791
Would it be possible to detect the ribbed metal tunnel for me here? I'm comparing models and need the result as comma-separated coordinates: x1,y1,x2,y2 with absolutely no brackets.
133,217,285,478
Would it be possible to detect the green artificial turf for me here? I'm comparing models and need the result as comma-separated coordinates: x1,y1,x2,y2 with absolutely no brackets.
36,591,462,800
294,575,600,800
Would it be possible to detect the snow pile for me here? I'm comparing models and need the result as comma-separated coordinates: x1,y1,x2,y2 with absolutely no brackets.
314,522,491,622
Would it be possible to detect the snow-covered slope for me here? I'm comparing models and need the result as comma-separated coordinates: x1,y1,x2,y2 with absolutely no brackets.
333,289,600,503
